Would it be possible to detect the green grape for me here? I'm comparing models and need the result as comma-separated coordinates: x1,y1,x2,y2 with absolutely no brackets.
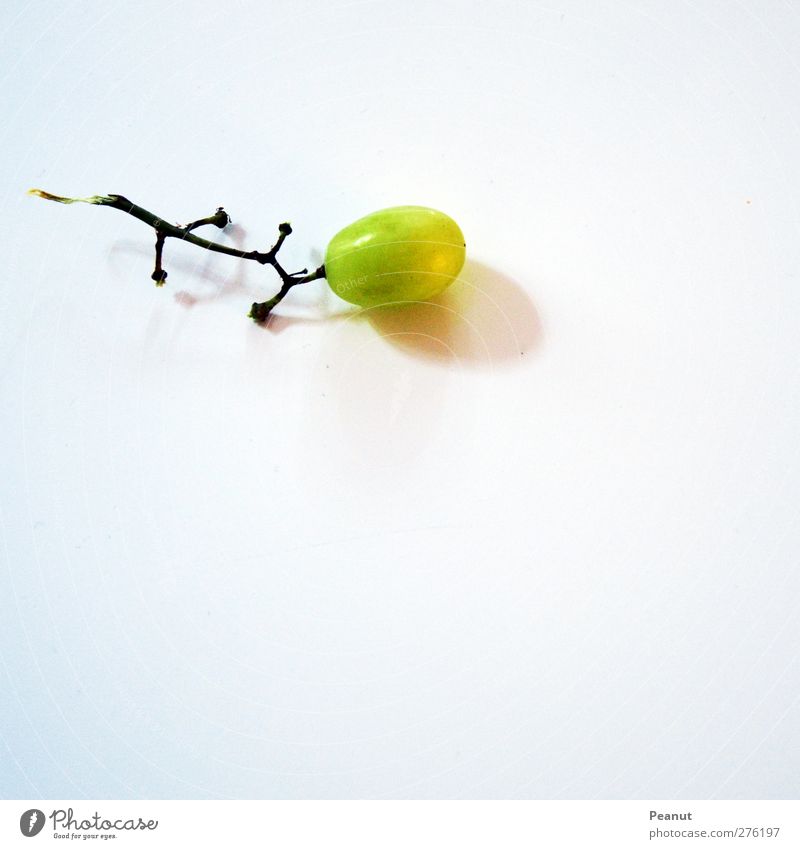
324,206,466,307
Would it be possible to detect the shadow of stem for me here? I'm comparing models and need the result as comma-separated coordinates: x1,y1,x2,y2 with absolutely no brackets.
109,222,256,306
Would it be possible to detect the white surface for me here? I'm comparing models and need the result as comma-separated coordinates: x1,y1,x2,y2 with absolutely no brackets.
1,0,799,799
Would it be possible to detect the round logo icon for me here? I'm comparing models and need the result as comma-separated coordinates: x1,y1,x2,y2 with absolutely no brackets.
19,809,46,837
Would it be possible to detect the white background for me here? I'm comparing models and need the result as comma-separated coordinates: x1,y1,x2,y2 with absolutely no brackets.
1,0,799,799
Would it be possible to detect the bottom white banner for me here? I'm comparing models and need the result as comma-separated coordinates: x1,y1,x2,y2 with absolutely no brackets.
1,800,797,848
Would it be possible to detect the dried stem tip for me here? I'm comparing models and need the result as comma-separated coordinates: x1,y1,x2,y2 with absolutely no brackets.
28,188,114,205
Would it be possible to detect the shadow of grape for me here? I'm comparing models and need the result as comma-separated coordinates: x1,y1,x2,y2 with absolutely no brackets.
363,260,542,368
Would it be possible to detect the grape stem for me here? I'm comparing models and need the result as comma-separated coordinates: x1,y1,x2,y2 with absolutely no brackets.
27,189,326,322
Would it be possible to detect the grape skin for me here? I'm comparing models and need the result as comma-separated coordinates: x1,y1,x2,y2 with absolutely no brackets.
324,206,466,307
